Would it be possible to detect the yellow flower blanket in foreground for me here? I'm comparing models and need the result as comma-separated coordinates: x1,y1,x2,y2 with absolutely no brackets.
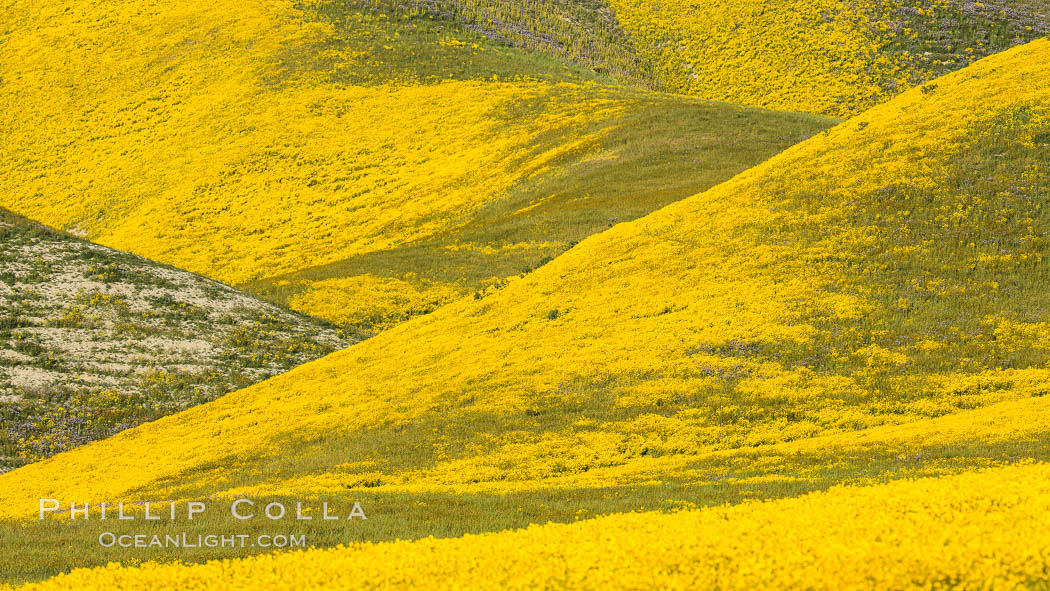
9,462,1050,590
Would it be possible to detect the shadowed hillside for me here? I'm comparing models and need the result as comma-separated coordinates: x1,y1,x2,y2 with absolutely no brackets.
323,0,657,87
0,208,347,473
244,93,829,335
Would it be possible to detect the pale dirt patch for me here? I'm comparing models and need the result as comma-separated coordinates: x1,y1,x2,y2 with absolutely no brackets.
0,349,33,364
133,336,215,355
8,366,64,391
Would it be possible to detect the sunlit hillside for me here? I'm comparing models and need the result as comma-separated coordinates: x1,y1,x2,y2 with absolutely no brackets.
0,0,831,336
8,462,1050,590
0,28,1046,534
609,0,1049,115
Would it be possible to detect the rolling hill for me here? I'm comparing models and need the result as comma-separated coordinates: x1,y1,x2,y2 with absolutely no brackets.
0,208,347,473
310,0,1049,116
1,1,1042,341
1,36,1047,585
0,0,832,337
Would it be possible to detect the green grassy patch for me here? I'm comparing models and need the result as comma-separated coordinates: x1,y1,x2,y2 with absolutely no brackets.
2,430,1047,586
246,93,834,334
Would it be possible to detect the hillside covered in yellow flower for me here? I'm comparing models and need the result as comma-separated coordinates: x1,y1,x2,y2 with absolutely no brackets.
2,1,1050,587
325,0,1049,116
609,0,1049,115
8,462,1050,590
0,0,831,336
6,0,1040,339
1,26,1047,524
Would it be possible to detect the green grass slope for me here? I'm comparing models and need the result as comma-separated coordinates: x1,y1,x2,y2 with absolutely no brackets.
0,0,833,337
288,0,620,86
325,0,656,87
0,208,348,473
1,39,1048,584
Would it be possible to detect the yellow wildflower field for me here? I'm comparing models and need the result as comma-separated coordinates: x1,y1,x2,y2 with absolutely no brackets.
8,461,1050,590
0,0,622,285
2,1,1049,587
0,38,1046,520
286,275,461,334
0,0,831,332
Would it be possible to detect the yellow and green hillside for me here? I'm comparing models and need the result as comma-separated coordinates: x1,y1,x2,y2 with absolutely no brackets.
9,462,1050,590
0,0,831,336
1,0,1043,339
2,37,1048,586
316,0,657,88
609,0,1049,115
313,0,1050,117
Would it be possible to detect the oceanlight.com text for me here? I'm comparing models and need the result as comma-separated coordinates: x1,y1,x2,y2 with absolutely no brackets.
98,532,307,549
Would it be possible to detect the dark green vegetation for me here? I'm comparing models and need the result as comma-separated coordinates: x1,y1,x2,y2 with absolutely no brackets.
246,91,835,334
300,0,655,87
302,0,1050,99
284,0,609,87
0,209,349,472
